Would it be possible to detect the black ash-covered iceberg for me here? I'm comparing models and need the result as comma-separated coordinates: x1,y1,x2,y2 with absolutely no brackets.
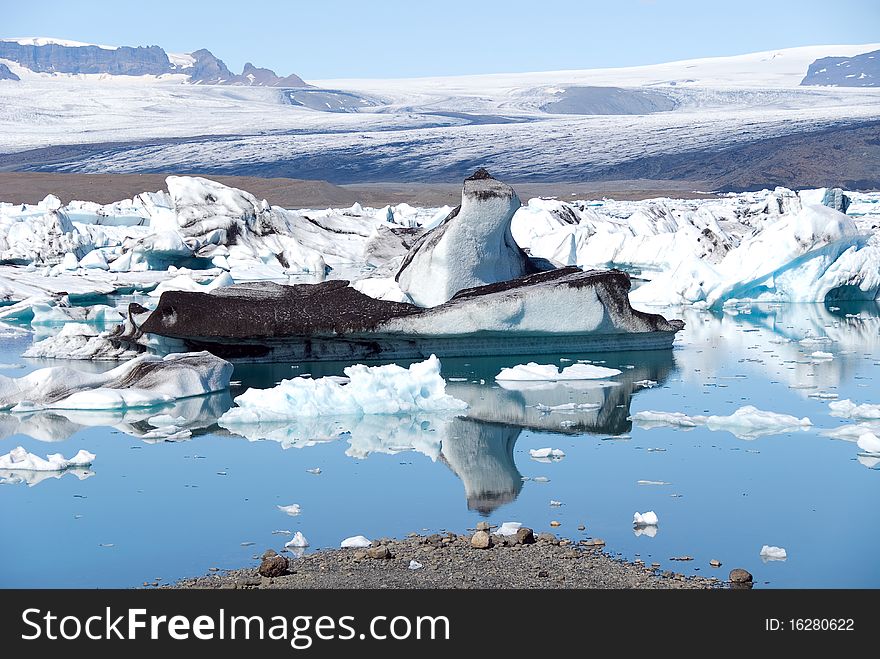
129,266,682,361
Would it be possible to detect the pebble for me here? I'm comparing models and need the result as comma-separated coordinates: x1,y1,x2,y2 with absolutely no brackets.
709,559,722,568
261,549,278,560
471,530,492,549
538,569,549,578
582,538,605,547
577,524,586,531
549,520,561,527
536,532,557,544
208,567,220,572
515,527,535,545
670,556,693,561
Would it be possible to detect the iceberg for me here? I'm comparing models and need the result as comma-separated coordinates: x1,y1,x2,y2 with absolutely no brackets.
395,169,534,307
528,447,565,460
30,302,123,326
857,432,880,454
0,445,94,471
219,356,466,424
131,267,683,362
24,323,139,361
285,532,309,548
497,362,622,381
631,405,811,438
633,511,659,527
828,399,880,420
0,351,231,411
760,545,788,561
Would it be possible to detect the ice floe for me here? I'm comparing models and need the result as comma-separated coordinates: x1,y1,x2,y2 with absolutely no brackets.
0,445,94,471
0,351,231,411
857,432,880,454
219,356,466,424
497,362,622,382
528,447,566,460
631,405,812,438
276,504,302,516
23,323,139,360
633,511,659,527
828,399,880,419
760,545,788,561
285,532,309,548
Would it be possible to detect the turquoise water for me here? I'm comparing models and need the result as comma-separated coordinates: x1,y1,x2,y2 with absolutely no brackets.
1,301,878,588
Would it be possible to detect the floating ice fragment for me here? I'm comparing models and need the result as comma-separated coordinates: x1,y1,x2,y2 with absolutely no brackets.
494,522,522,536
829,399,880,420
220,356,466,424
760,545,787,561
633,380,658,388
630,411,698,428
0,446,95,471
857,433,880,454
341,535,371,548
810,351,834,360
497,362,622,381
550,500,562,507
529,447,565,459
532,476,550,483
637,480,670,486
633,511,659,527
276,504,302,516
306,467,322,475
285,532,309,548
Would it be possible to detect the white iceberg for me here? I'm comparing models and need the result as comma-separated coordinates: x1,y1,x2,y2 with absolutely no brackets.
497,362,622,382
285,532,309,548
633,511,659,527
760,545,788,561
630,410,699,428
23,323,139,361
276,504,302,516
219,356,466,424
0,445,95,471
341,535,372,548
494,522,523,537
829,399,880,420
0,351,231,411
702,406,812,439
857,432,880,454
528,447,566,460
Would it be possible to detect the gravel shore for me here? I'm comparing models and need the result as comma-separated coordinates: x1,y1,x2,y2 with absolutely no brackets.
170,530,727,590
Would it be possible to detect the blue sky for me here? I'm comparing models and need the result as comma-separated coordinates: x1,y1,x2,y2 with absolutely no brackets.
5,0,879,79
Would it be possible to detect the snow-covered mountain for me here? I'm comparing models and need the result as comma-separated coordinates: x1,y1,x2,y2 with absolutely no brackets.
801,49,879,87
0,37,307,86
1,41,878,188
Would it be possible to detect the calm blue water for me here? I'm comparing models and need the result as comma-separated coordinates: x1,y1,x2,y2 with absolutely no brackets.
1,301,879,588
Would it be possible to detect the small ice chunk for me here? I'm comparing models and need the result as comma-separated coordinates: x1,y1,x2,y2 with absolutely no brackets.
829,399,880,420
532,476,550,483
550,500,562,507
857,432,880,454
810,351,834,360
760,545,787,561
306,467,322,474
529,447,565,459
341,535,372,548
494,522,522,536
276,503,302,516
630,411,698,428
633,379,658,388
633,511,659,527
408,560,423,570
637,480,670,486
285,531,309,548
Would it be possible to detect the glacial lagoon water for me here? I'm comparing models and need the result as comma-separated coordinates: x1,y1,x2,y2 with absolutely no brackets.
2,301,879,588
